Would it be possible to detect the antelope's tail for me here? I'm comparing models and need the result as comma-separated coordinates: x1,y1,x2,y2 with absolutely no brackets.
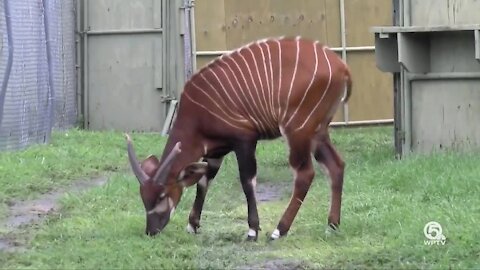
341,66,353,103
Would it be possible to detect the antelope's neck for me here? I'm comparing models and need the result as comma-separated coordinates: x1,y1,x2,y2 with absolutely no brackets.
160,124,204,183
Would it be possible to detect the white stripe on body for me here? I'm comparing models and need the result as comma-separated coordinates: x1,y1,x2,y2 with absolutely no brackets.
221,55,269,135
263,42,276,121
199,73,245,121
216,60,264,131
251,44,275,130
266,43,277,121
246,47,277,133
183,90,247,131
295,46,333,131
208,68,244,114
258,42,277,125
275,40,283,120
257,43,272,120
285,41,319,128
190,80,246,124
237,51,275,135
282,39,300,122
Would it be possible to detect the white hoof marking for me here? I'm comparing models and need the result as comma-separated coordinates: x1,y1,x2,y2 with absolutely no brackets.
271,229,280,239
186,223,196,234
248,228,256,237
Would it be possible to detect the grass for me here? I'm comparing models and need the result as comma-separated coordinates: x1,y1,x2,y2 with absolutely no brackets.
1,126,479,269
0,129,166,219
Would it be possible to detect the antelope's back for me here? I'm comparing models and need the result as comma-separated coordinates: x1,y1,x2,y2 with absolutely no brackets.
180,37,346,138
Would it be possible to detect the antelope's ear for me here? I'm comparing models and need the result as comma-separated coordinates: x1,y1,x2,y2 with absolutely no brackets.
176,162,208,187
141,155,161,178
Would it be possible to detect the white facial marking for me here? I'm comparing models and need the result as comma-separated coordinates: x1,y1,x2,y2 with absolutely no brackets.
148,197,169,215
271,229,280,239
186,223,196,234
248,228,257,237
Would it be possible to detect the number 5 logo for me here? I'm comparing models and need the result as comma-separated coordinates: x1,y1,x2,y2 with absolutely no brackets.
424,221,444,240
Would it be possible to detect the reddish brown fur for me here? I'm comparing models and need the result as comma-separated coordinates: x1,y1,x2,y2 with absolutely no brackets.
126,36,352,239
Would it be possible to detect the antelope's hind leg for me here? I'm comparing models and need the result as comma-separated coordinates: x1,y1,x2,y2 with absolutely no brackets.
312,132,345,233
270,133,315,240
186,157,224,234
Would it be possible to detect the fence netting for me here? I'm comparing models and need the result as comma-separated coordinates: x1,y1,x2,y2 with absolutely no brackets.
0,0,77,151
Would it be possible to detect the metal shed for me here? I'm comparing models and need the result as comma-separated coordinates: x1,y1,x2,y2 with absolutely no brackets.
77,0,192,132
372,0,480,157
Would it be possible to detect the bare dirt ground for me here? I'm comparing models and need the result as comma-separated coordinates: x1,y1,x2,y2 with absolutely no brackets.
0,176,108,252
256,182,288,202
237,259,313,270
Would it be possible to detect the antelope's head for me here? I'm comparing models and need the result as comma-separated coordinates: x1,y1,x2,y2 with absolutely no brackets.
124,134,208,236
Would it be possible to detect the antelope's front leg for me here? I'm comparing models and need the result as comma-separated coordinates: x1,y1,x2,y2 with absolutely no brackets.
235,141,260,241
186,158,223,234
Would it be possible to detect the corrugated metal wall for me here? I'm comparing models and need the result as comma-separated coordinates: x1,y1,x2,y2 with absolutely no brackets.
193,0,394,124
0,0,77,151
79,0,187,132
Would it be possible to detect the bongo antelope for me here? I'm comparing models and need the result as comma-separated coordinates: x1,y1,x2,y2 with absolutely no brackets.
125,36,352,241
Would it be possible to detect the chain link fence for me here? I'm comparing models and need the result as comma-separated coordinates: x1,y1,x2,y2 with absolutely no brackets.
0,0,77,151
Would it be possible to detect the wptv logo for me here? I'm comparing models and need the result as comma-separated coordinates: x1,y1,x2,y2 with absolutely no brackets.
423,221,446,246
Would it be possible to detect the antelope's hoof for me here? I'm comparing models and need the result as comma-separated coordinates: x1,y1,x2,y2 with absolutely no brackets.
268,229,283,241
186,223,200,234
325,223,340,237
246,235,258,241
246,228,258,241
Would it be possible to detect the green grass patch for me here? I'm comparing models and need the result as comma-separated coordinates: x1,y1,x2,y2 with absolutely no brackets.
1,126,479,269
0,129,165,203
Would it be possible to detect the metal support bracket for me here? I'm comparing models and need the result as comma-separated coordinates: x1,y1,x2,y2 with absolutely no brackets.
161,100,178,136
160,95,174,103
475,29,480,61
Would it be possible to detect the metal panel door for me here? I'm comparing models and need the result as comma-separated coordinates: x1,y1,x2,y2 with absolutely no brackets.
84,0,166,131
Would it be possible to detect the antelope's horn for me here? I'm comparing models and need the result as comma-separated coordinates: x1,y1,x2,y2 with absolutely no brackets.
152,142,182,185
125,133,149,185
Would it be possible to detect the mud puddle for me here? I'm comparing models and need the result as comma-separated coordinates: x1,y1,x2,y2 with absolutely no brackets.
0,176,108,252
0,239,8,250
256,182,288,202
237,259,312,270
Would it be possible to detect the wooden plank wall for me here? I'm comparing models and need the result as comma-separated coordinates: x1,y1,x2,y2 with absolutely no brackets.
194,0,393,122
